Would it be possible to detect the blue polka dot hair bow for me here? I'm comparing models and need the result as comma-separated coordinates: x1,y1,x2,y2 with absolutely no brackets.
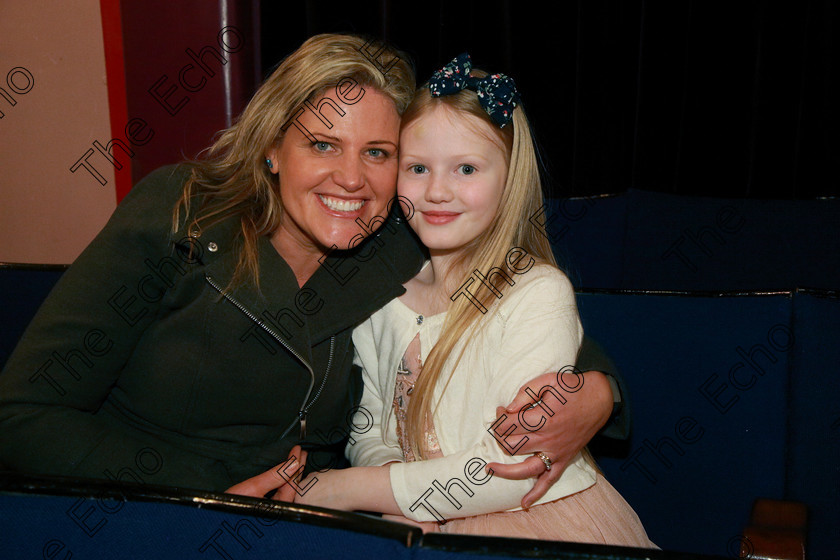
428,52,520,127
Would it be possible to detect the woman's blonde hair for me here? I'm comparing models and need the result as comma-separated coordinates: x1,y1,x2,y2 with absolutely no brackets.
172,33,415,288
403,73,560,459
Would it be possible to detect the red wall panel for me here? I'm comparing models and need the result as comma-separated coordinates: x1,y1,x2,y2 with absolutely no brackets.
102,0,260,201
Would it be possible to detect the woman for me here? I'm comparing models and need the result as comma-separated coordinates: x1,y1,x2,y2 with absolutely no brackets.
0,34,622,496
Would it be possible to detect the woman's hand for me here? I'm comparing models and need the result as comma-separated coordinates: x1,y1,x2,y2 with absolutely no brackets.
487,369,612,508
225,445,308,502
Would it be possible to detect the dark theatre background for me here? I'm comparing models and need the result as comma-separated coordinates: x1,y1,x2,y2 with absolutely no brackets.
262,1,839,200
1,1,837,560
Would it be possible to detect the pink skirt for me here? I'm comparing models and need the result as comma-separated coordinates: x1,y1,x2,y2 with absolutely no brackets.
438,473,658,549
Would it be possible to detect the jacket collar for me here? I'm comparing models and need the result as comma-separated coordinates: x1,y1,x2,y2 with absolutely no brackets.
197,213,425,353
304,215,425,344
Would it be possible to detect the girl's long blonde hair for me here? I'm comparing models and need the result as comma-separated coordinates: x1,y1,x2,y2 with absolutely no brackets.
403,74,560,459
172,33,415,289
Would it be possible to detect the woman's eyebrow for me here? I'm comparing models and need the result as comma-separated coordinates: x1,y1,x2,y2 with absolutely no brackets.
311,133,341,142
367,139,398,147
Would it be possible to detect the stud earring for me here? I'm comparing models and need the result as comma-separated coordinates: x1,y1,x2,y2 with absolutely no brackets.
265,158,272,169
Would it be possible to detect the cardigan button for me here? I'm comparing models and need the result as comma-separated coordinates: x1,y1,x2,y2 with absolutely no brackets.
207,242,218,252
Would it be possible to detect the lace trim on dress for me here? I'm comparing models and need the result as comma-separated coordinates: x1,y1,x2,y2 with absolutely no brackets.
392,333,443,462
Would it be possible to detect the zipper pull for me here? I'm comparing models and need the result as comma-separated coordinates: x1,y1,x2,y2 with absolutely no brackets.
299,410,307,439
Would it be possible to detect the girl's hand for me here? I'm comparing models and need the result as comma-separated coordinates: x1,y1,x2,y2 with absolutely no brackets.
225,445,308,502
294,465,403,515
293,467,352,509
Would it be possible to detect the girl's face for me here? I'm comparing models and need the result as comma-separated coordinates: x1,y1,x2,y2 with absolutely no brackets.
398,105,508,256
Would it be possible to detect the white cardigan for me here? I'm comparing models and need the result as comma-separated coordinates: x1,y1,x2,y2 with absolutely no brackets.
346,264,596,522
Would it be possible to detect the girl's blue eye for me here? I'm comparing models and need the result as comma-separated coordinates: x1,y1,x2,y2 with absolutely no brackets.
411,164,427,174
460,164,476,175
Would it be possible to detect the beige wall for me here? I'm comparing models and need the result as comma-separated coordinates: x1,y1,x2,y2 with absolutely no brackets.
0,0,116,264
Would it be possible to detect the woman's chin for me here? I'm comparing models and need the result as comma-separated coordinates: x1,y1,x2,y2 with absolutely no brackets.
317,228,372,253
314,212,391,253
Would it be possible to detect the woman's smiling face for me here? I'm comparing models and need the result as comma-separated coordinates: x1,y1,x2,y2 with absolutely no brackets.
267,87,401,259
397,104,508,257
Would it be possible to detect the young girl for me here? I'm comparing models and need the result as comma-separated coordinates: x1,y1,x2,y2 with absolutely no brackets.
290,53,655,546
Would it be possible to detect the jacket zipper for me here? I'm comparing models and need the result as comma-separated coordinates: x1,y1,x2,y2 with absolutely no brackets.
302,337,335,415
296,335,335,441
204,274,333,440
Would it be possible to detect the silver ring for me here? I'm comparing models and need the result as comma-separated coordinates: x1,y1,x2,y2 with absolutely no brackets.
535,452,552,471
525,399,544,411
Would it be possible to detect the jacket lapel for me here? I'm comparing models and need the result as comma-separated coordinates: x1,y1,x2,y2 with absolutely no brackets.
197,213,426,352
305,216,426,345
199,221,314,364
